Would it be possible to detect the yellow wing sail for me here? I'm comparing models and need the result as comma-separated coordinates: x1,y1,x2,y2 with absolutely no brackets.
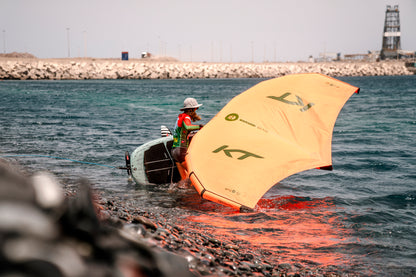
186,73,359,211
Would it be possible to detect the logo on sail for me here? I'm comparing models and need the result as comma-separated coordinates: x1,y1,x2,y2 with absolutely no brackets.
268,92,315,112
225,113,239,121
213,145,264,160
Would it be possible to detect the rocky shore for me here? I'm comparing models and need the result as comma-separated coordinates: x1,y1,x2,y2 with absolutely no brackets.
0,160,354,277
0,57,413,80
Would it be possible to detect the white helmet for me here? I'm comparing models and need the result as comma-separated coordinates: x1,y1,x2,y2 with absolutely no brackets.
180,98,202,111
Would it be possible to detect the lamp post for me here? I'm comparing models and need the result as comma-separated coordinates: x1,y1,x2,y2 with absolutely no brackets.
83,31,87,58
251,41,254,63
2,30,5,54
66,28,70,58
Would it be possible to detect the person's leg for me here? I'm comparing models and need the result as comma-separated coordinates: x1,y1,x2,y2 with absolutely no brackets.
172,147,188,180
175,161,188,180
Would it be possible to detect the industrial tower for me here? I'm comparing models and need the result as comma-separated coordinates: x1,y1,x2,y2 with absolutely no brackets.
381,5,401,60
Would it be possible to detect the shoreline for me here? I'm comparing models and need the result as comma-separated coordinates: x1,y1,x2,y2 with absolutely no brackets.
0,58,413,80
0,159,350,277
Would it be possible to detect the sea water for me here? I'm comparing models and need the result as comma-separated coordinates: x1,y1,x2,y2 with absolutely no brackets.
1,76,415,275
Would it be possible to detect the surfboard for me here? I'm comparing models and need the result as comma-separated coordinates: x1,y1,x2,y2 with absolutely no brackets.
186,73,360,211
130,136,181,185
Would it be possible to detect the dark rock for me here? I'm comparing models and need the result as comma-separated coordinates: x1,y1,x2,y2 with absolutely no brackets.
222,250,238,260
0,161,196,277
278,263,292,271
132,215,158,230
0,160,36,204
208,237,221,247
242,253,255,261
224,243,240,251
122,223,147,238
238,262,251,272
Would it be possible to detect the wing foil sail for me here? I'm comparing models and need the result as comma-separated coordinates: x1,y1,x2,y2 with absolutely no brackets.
186,73,359,210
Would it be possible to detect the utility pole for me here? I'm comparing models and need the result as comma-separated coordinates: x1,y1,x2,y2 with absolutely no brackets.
83,31,87,58
274,42,276,62
251,41,254,63
211,41,214,62
66,28,70,58
220,41,222,62
2,30,5,54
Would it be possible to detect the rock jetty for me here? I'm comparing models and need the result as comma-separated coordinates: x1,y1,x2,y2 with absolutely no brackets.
0,58,413,80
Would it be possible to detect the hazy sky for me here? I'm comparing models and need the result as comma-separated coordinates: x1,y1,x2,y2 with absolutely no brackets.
1,0,415,62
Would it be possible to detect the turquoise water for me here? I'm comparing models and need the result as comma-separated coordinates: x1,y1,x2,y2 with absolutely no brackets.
1,76,415,275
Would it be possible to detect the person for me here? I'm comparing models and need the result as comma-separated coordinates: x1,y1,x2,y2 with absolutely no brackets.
171,97,203,180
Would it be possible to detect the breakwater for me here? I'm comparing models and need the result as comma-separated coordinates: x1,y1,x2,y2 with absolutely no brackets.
0,58,413,80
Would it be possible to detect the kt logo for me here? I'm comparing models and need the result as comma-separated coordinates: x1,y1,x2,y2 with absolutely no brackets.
213,145,264,160
268,92,315,112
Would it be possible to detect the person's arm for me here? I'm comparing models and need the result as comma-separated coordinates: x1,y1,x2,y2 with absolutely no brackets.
182,116,201,131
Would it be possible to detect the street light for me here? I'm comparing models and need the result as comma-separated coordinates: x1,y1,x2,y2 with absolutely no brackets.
66,28,70,58
2,30,5,54
83,31,87,58
251,41,254,63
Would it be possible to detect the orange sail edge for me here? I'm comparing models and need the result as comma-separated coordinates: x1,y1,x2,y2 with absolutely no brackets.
189,161,335,212
189,172,254,212
317,165,333,171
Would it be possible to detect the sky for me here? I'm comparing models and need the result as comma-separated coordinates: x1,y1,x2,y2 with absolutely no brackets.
1,0,415,62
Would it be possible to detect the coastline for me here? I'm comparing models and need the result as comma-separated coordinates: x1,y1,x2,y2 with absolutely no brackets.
0,159,347,277
0,57,413,80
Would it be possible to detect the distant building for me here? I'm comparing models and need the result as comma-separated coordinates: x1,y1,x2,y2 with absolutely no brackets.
315,52,341,62
141,52,152,58
344,54,369,61
381,5,401,60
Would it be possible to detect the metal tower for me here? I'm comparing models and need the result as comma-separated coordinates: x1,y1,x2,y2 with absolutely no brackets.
381,5,401,60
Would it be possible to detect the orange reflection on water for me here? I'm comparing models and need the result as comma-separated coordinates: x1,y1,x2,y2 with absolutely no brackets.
182,195,351,267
